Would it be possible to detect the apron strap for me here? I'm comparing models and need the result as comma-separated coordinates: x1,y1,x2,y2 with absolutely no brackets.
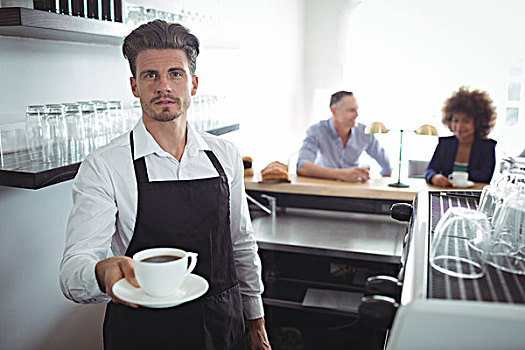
204,150,227,182
130,131,150,183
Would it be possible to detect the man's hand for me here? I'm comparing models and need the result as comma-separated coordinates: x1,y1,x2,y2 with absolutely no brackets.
431,174,453,187
247,317,271,350
95,256,140,308
337,167,370,183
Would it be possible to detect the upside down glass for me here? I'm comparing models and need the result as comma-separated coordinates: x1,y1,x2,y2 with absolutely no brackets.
107,100,124,138
478,185,503,224
25,105,46,162
43,104,67,165
63,103,85,162
92,100,110,146
430,207,490,279
485,193,525,275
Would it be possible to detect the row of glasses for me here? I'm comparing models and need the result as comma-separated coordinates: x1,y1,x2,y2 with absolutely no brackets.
124,4,220,35
25,100,133,166
188,95,228,131
481,158,525,274
431,158,525,278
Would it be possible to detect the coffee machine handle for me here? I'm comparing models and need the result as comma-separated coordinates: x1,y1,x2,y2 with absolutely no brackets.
390,203,413,222
359,295,399,330
364,275,403,302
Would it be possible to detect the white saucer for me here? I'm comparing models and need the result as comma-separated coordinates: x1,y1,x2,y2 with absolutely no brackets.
453,180,474,188
113,274,209,308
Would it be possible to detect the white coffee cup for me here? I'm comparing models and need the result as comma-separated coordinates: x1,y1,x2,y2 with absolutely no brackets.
357,163,370,170
133,247,198,297
448,171,469,187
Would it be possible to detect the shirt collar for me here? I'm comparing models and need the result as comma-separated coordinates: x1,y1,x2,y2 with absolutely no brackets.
328,118,337,137
329,117,357,139
131,119,211,160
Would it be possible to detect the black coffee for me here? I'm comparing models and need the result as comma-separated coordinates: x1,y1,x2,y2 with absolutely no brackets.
141,255,182,263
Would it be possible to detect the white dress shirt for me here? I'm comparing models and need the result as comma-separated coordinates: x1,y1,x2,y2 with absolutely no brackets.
60,119,264,320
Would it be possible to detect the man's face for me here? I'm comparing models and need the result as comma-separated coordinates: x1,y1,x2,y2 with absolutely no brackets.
332,95,358,129
130,49,198,123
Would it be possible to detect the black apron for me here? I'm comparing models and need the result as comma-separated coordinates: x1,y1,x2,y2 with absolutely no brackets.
103,132,246,349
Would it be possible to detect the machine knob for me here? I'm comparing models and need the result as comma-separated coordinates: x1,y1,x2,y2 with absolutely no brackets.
364,275,402,302
359,295,399,330
390,203,413,222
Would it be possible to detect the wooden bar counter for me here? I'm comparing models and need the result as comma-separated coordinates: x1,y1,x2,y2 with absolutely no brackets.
245,174,487,214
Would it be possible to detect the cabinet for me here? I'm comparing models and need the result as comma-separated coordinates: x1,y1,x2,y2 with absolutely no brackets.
250,207,405,349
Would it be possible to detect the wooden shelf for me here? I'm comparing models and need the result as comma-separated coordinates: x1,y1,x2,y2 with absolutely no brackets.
0,7,239,48
206,123,239,136
0,7,131,45
0,123,239,190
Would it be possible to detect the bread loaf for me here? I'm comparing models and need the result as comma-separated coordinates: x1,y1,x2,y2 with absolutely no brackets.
261,161,290,182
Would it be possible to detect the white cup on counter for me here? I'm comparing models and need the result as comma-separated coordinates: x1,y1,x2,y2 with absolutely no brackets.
448,171,469,187
133,247,198,297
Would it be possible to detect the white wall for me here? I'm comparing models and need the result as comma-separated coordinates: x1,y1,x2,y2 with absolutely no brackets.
217,0,306,168
0,182,106,349
343,0,525,176
0,37,132,124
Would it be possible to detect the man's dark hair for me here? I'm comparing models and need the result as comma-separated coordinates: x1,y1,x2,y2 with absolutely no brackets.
330,91,354,108
122,20,200,77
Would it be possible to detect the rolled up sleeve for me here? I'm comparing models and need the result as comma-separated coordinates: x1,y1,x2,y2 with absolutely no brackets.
228,146,265,320
59,155,116,304
297,126,319,171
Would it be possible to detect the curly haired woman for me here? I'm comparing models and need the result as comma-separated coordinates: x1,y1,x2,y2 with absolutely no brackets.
425,86,497,186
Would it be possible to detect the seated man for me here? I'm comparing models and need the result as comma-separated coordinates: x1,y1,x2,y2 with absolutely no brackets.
297,91,392,182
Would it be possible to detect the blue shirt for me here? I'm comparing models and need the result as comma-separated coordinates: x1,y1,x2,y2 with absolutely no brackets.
297,119,393,175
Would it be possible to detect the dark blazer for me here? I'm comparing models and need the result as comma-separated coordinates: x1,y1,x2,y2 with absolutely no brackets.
424,136,497,184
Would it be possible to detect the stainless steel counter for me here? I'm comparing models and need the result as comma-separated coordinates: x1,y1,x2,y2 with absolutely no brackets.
252,208,406,264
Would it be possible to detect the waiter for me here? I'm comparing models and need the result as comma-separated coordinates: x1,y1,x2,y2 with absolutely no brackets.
59,20,270,349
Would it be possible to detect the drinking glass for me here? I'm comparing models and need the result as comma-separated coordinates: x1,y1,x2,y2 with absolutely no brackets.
143,8,156,22
156,10,169,21
92,100,110,145
130,100,142,128
107,100,124,138
430,207,490,279
63,103,86,162
478,185,503,224
190,96,202,130
78,101,98,153
0,122,27,168
124,4,144,25
25,105,46,162
43,104,67,164
485,193,525,275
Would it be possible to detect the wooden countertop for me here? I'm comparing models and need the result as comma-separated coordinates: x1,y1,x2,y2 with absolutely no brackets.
245,174,487,202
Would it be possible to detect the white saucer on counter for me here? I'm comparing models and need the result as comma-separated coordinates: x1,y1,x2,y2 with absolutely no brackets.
113,274,209,308
453,180,474,188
